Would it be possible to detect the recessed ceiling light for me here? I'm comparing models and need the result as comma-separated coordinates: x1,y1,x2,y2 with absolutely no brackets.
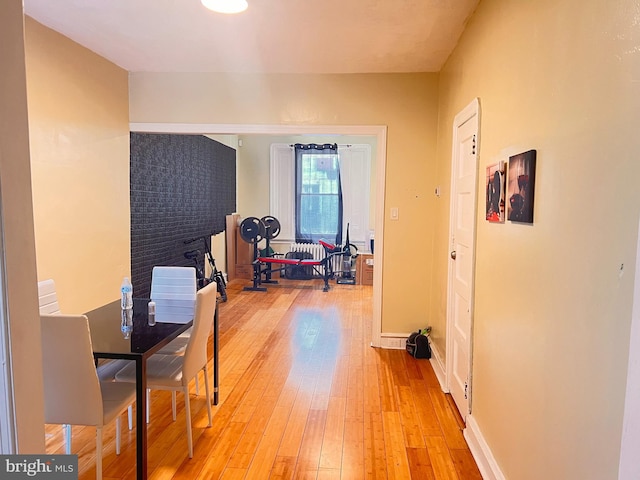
201,0,248,14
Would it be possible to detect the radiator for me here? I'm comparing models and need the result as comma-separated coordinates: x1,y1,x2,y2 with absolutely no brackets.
289,243,343,274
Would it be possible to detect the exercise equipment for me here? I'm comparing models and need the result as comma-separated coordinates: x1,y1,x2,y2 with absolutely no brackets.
239,217,266,244
240,216,282,291
336,224,358,285
238,215,345,292
261,216,281,240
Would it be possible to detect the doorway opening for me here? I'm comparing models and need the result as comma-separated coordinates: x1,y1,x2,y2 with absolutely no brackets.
130,122,387,347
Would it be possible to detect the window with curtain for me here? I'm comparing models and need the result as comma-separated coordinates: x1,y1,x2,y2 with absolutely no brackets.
295,143,343,244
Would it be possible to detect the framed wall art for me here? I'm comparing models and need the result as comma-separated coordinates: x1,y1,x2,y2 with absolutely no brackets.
486,162,505,223
507,149,536,224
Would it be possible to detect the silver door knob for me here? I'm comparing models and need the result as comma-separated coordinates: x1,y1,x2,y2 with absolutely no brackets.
450,251,457,260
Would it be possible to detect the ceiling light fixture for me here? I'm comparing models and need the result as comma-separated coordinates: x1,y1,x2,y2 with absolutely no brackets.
201,0,248,14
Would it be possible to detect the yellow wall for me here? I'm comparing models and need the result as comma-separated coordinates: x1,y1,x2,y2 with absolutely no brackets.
25,18,131,313
432,0,640,478
0,1,45,453
130,73,440,333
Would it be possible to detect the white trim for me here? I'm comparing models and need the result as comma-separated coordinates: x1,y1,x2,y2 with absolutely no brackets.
429,340,448,392
464,415,506,480
446,98,480,415
379,332,409,350
130,122,386,348
0,209,16,453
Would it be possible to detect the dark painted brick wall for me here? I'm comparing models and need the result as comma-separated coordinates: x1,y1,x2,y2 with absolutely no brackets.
130,133,236,298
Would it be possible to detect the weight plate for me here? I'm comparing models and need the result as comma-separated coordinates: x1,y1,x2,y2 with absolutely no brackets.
239,217,266,244
261,216,281,240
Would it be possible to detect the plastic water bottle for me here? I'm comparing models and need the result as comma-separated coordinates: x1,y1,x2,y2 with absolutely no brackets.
121,308,133,339
121,277,133,310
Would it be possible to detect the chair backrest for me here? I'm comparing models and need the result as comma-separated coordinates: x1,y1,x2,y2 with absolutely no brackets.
182,281,217,383
40,314,104,426
37,279,61,315
150,266,197,323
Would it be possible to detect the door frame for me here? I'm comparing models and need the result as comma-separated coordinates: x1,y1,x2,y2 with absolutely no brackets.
130,122,387,348
445,99,480,416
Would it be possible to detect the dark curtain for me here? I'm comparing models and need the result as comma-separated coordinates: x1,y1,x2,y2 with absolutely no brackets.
294,143,343,244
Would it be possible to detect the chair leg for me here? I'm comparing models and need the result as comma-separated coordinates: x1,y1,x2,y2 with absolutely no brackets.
128,405,133,430
96,427,103,480
64,424,71,454
183,386,193,458
115,417,121,455
172,391,177,421
203,365,212,426
146,389,150,424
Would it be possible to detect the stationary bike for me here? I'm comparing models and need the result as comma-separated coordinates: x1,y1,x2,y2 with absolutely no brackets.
183,234,228,302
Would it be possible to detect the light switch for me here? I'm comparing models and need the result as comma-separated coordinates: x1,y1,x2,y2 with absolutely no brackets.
390,207,399,220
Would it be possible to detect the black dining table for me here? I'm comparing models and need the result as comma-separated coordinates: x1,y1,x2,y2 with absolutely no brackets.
85,298,192,480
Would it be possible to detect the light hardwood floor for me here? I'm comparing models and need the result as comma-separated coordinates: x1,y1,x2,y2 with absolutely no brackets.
45,279,482,479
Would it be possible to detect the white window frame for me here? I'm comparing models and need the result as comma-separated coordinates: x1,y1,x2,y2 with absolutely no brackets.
269,143,371,248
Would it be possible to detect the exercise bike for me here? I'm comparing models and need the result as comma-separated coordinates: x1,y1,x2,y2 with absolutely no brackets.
183,234,228,302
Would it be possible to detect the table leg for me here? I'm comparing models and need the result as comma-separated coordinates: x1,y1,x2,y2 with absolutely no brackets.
135,357,147,479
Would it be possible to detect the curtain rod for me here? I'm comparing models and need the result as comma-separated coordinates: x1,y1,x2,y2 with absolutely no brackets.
288,144,353,148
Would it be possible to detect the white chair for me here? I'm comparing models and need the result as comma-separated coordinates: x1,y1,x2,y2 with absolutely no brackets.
41,314,137,480
37,279,73,452
115,281,216,458
37,278,133,453
150,266,197,324
37,279,61,314
152,266,202,396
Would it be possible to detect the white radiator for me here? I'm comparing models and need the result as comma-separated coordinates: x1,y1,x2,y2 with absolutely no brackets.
289,243,343,274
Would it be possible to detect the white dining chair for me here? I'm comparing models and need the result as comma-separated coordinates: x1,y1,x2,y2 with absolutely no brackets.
152,266,203,397
41,314,137,480
37,279,72,452
115,281,216,458
37,278,133,453
37,279,61,314
150,266,197,324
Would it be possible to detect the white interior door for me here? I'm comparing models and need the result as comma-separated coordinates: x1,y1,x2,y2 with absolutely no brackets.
447,99,479,420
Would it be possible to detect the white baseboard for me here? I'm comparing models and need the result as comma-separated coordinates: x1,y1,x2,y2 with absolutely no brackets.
428,339,448,392
464,415,505,480
379,333,409,349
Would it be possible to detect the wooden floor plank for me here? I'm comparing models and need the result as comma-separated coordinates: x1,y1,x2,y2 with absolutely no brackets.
396,385,426,448
425,436,460,480
450,447,484,480
382,411,411,480
427,388,468,450
318,396,346,470
364,412,387,479
406,447,436,480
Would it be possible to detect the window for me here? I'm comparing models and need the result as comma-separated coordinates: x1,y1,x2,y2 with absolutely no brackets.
295,144,342,244
270,143,372,248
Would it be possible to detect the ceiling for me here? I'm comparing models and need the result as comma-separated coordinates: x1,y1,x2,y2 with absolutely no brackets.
23,0,479,74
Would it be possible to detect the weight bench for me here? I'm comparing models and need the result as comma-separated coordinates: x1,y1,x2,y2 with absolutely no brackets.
245,253,341,292
238,215,349,293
